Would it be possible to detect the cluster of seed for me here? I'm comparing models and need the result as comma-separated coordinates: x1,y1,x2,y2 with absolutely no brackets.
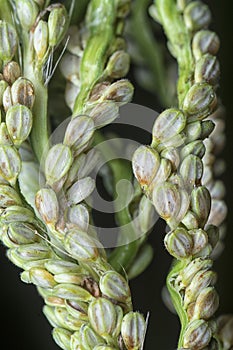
0,2,147,350
132,0,228,348
59,1,133,117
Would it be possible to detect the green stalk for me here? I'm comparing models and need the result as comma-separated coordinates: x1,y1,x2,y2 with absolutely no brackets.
131,0,170,107
94,131,141,272
167,259,189,348
156,0,194,106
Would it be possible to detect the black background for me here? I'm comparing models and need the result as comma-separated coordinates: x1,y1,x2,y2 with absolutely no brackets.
0,1,233,349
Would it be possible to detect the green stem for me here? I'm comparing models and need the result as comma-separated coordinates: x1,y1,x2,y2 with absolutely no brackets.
131,0,170,107
94,131,141,272
166,259,189,348
23,35,50,163
156,0,194,107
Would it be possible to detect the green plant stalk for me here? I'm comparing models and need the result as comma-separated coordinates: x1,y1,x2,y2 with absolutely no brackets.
72,1,116,116
94,131,141,272
167,259,189,348
156,0,194,106
131,0,170,107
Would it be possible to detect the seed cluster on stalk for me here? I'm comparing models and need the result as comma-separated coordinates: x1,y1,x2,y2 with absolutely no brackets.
132,0,230,349
0,1,147,350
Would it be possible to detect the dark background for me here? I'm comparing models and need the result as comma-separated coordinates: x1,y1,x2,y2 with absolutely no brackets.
0,1,233,349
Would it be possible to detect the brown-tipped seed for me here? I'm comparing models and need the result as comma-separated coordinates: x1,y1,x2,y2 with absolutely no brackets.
132,145,160,191
64,115,95,155
190,186,211,228
11,78,35,109
89,101,119,128
101,79,134,104
184,269,217,308
192,30,220,61
6,104,33,147
3,61,21,85
189,228,208,255
164,228,193,260
193,287,219,320
44,143,73,189
152,108,186,147
88,298,120,337
152,182,190,229
0,145,21,186
0,184,22,208
54,306,84,331
0,21,18,62
195,54,220,86
64,228,99,262
48,5,68,47
33,20,49,61
121,311,146,350
183,83,217,121
35,188,59,226
184,1,211,32
99,271,131,304
183,319,212,349
105,50,130,79
181,257,213,287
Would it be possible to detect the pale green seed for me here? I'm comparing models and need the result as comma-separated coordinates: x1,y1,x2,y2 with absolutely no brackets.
52,283,93,302
184,269,217,308
64,228,99,262
79,324,104,350
100,271,131,303
190,186,211,228
6,104,33,147
132,145,160,190
54,306,84,331
64,116,95,155
164,228,193,260
33,20,49,61
181,257,213,286
88,298,118,336
44,143,73,188
48,5,68,47
183,319,212,349
193,287,219,320
184,1,211,32
189,228,208,255
0,184,22,207
152,108,186,147
45,259,81,275
66,177,95,205
192,30,220,61
0,21,18,62
88,101,119,128
52,327,72,350
16,0,39,30
28,267,57,288
35,188,59,226
121,311,146,350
